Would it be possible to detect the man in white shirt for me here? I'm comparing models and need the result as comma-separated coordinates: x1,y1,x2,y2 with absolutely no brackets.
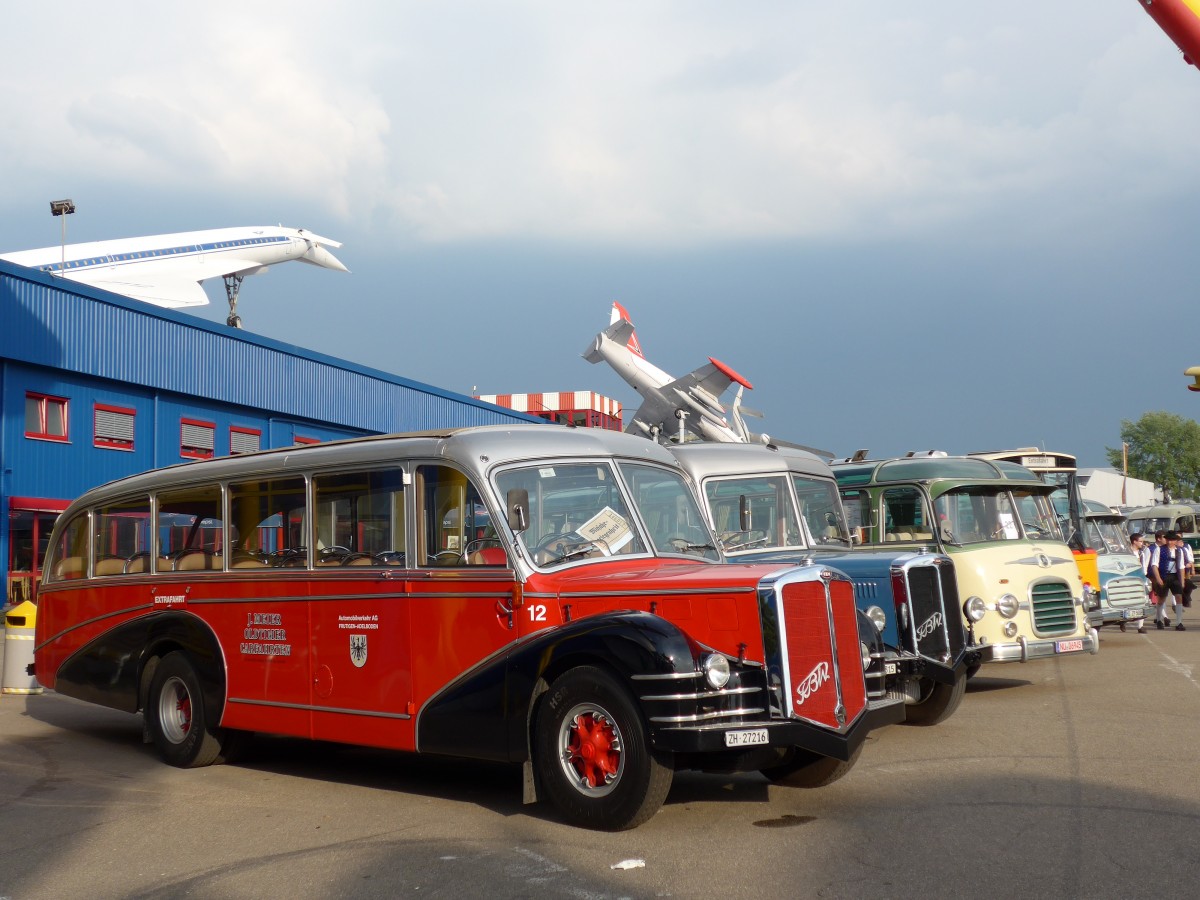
1152,531,1188,631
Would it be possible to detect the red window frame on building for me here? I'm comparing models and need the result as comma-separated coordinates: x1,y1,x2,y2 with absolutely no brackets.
230,426,262,455
181,418,216,460
94,403,136,451
6,496,71,604
25,392,69,442
294,435,320,446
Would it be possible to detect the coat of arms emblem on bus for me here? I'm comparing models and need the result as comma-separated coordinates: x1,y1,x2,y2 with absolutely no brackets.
350,634,368,668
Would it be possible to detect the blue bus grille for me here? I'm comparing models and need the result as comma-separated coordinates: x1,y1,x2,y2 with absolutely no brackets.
1105,576,1147,607
1031,581,1077,635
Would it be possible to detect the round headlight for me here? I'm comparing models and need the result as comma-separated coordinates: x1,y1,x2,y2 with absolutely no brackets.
866,605,887,634
860,641,872,671
1082,584,1099,610
1003,621,1019,638
964,596,987,623
996,593,1019,619
702,653,731,689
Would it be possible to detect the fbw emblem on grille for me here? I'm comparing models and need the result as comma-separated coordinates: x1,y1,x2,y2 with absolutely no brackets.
917,611,943,640
350,634,368,668
795,661,830,705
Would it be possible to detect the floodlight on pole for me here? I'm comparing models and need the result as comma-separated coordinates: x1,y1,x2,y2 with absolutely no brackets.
49,199,75,275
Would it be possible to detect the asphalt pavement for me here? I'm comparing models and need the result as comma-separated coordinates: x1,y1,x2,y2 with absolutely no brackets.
2,625,1198,900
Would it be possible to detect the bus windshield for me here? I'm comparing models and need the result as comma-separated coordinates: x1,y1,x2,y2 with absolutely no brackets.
494,461,718,568
1087,518,1134,555
934,487,1060,546
792,474,852,548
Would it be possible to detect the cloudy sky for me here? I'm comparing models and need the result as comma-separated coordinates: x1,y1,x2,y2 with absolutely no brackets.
3,2,1199,467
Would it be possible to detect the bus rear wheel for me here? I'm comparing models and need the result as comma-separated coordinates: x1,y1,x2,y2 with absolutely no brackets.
760,743,862,788
534,666,673,830
146,652,236,768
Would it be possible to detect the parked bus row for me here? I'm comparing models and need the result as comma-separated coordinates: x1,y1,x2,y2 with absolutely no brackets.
31,427,1103,830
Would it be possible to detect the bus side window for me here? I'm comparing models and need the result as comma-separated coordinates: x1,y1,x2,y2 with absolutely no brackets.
881,486,928,541
228,477,307,570
94,497,151,575
416,465,498,567
158,484,225,572
312,469,407,567
45,512,90,582
839,489,873,544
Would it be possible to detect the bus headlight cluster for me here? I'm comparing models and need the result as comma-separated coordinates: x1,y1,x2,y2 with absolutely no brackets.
865,605,887,634
1082,585,1099,610
964,596,987,623
996,594,1019,619
702,653,731,689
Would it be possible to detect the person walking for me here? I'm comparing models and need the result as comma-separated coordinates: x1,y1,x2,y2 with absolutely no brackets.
1149,531,1170,628
1127,532,1151,634
1152,530,1187,631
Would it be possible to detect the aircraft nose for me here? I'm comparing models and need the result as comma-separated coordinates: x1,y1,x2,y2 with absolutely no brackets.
302,244,350,273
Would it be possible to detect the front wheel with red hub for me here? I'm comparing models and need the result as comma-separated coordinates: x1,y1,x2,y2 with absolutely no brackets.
535,666,673,830
146,652,236,768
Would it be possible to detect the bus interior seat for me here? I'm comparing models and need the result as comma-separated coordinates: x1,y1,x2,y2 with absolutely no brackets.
175,550,215,571
54,557,85,579
467,547,507,566
231,558,269,569
94,557,126,577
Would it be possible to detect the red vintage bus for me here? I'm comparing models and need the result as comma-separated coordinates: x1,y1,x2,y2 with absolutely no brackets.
34,426,902,830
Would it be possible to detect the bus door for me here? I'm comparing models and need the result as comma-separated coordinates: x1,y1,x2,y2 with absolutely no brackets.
405,464,517,715
215,477,314,736
307,467,415,747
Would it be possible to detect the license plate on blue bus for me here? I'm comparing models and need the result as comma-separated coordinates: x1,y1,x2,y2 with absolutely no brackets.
724,729,769,747
1055,639,1083,653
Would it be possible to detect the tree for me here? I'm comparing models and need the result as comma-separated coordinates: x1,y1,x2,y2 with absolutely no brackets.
1106,411,1200,501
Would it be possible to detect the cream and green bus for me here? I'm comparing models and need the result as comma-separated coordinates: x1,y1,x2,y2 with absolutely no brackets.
832,453,1098,669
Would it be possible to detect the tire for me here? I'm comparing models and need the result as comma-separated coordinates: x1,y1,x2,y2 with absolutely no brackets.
534,666,673,831
902,675,966,727
146,652,235,768
760,743,862,789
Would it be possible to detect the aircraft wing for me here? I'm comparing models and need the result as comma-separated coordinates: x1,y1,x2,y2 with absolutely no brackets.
662,357,753,415
71,273,212,308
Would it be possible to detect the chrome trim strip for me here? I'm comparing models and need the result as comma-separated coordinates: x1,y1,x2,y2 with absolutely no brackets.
228,697,411,719
553,587,754,599
649,706,766,724
629,671,701,681
34,603,156,652
640,686,761,701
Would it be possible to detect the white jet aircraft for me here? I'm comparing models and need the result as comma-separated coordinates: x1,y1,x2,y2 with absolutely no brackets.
583,302,763,444
1,225,348,327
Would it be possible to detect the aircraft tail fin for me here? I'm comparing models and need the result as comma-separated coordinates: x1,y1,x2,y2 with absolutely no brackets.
608,302,645,358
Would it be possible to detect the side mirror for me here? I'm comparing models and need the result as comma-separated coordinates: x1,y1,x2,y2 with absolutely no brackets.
739,495,751,532
506,488,529,533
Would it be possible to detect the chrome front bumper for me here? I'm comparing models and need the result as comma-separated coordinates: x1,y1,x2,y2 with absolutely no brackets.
978,627,1099,663
1087,605,1149,629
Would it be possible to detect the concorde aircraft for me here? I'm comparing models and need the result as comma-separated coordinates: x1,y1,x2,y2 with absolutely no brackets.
582,302,764,444
1135,0,1200,69
0,225,348,327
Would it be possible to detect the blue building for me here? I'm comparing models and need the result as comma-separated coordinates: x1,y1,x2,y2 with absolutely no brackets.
1,259,540,603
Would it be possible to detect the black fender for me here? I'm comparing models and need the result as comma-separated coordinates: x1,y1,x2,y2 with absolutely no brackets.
52,611,226,720
416,610,695,763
